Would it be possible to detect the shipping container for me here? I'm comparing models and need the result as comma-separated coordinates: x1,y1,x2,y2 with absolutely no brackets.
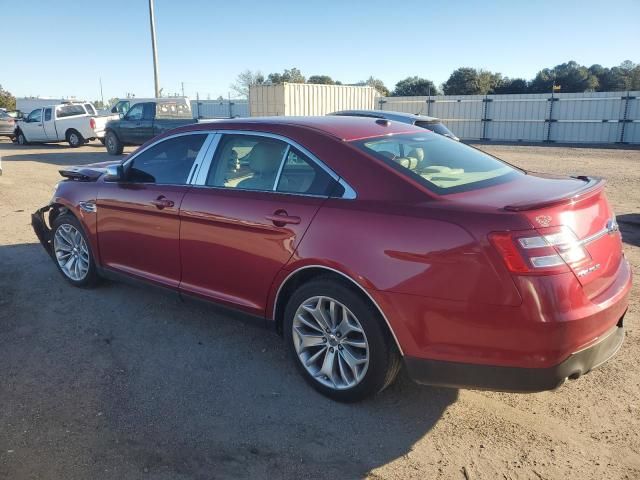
250,83,378,117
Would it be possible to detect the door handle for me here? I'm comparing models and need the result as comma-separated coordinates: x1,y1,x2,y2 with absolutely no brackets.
266,210,301,227
150,196,175,209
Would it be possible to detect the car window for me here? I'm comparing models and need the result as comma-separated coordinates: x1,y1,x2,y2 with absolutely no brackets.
28,109,42,123
125,103,144,121
354,133,521,194
415,121,456,138
114,101,130,114
276,148,340,196
127,134,207,184
206,134,287,191
56,105,86,118
156,101,192,119
84,104,97,115
143,103,156,121
44,108,52,121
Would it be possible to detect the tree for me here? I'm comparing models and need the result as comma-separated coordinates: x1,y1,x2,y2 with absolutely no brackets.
230,69,265,98
267,68,305,84
529,61,599,93
0,85,16,110
442,67,501,95
391,76,439,96
307,75,335,85
493,77,529,94
358,76,389,96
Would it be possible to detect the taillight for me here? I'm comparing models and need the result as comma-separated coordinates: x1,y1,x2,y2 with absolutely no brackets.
89,118,96,129
489,226,591,275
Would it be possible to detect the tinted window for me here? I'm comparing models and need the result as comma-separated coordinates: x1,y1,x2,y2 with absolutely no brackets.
28,109,42,122
415,121,456,138
206,135,287,191
354,133,521,194
44,108,52,121
276,148,339,196
127,134,207,184
84,104,97,115
114,101,130,114
56,105,87,118
125,103,144,121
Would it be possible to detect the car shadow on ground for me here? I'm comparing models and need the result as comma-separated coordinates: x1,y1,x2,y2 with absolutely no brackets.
0,141,127,166
618,213,640,248
0,241,457,479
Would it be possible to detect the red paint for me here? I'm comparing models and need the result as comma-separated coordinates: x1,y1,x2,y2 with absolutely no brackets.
53,117,631,372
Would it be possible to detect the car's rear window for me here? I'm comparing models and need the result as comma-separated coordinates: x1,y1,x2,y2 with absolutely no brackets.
415,121,456,138
56,105,87,118
353,133,521,194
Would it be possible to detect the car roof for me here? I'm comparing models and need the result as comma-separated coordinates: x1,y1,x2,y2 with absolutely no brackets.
186,115,424,141
330,109,441,125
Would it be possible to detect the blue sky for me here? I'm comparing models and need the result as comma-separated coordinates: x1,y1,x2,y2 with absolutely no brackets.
2,0,639,101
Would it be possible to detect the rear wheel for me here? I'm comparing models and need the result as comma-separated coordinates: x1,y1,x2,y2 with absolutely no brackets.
51,214,99,288
66,129,84,147
284,277,401,402
105,130,123,155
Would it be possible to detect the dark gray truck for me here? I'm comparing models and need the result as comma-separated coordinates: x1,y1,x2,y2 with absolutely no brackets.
104,99,195,155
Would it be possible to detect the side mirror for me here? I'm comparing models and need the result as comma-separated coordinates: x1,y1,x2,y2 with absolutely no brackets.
104,164,124,182
119,112,125,119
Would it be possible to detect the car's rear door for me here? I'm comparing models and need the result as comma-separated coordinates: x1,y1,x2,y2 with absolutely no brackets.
178,132,349,315
97,132,214,288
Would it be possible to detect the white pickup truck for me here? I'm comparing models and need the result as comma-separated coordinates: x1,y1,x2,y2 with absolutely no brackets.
15,102,113,147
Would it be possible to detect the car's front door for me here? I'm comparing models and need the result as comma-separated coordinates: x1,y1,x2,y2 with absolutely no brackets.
22,109,46,142
97,132,213,288
178,132,347,315
117,102,154,145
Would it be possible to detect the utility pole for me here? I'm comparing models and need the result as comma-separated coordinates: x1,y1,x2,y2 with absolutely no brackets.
148,0,160,98
99,77,104,105
181,82,185,97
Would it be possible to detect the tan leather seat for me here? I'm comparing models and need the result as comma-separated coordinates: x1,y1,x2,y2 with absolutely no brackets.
237,142,286,190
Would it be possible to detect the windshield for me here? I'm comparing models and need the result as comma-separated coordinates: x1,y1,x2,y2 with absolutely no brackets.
415,121,456,138
354,133,521,194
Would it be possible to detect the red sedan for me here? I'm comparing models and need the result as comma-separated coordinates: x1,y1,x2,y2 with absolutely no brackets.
32,116,631,402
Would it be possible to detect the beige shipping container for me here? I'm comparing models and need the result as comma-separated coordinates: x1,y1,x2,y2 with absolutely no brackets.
250,83,378,116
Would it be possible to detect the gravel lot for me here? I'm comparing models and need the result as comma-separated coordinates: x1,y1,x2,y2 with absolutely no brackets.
0,138,639,480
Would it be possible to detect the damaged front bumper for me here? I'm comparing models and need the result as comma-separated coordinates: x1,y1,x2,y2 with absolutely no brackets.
31,204,54,257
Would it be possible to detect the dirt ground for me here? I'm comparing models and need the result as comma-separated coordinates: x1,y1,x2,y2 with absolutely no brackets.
0,138,639,480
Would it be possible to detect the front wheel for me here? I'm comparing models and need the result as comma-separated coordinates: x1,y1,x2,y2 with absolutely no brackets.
284,277,401,402
16,130,28,145
51,214,99,288
105,131,123,155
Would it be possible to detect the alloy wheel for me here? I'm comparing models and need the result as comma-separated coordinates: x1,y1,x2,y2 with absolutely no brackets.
53,224,90,281
292,296,370,390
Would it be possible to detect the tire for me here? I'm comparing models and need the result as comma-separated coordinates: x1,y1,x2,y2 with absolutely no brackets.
105,130,123,155
16,130,28,145
284,276,402,402
51,214,99,288
66,129,84,148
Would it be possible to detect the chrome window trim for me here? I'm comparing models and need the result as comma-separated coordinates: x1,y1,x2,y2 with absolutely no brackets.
273,265,404,356
272,144,290,191
192,133,221,185
122,131,212,170
192,129,357,199
186,133,217,185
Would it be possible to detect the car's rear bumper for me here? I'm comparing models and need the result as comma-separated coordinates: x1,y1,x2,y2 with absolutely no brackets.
404,318,625,392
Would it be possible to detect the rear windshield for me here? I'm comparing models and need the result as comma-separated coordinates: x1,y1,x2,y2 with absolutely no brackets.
415,121,456,138
353,133,521,194
84,103,97,115
56,105,87,118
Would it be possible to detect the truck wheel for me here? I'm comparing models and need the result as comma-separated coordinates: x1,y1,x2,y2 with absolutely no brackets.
67,129,84,148
105,131,123,155
16,130,28,145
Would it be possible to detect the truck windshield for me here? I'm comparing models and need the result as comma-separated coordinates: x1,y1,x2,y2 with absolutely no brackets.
353,133,521,194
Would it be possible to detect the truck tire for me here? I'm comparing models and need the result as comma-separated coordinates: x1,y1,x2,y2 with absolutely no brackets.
15,129,28,145
105,131,123,155
66,129,84,148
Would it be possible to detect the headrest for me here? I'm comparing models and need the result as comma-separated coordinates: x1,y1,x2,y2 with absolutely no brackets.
249,142,285,174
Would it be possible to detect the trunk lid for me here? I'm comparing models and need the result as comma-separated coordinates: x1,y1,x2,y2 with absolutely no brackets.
448,173,622,297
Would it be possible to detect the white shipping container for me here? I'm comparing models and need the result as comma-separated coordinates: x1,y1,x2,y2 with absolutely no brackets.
250,83,378,116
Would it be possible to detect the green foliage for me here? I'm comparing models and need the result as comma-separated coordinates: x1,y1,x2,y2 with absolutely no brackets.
307,75,336,85
442,68,502,95
529,61,599,93
0,84,16,110
230,70,265,98
267,68,305,84
359,77,389,96
493,78,529,94
391,76,439,96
